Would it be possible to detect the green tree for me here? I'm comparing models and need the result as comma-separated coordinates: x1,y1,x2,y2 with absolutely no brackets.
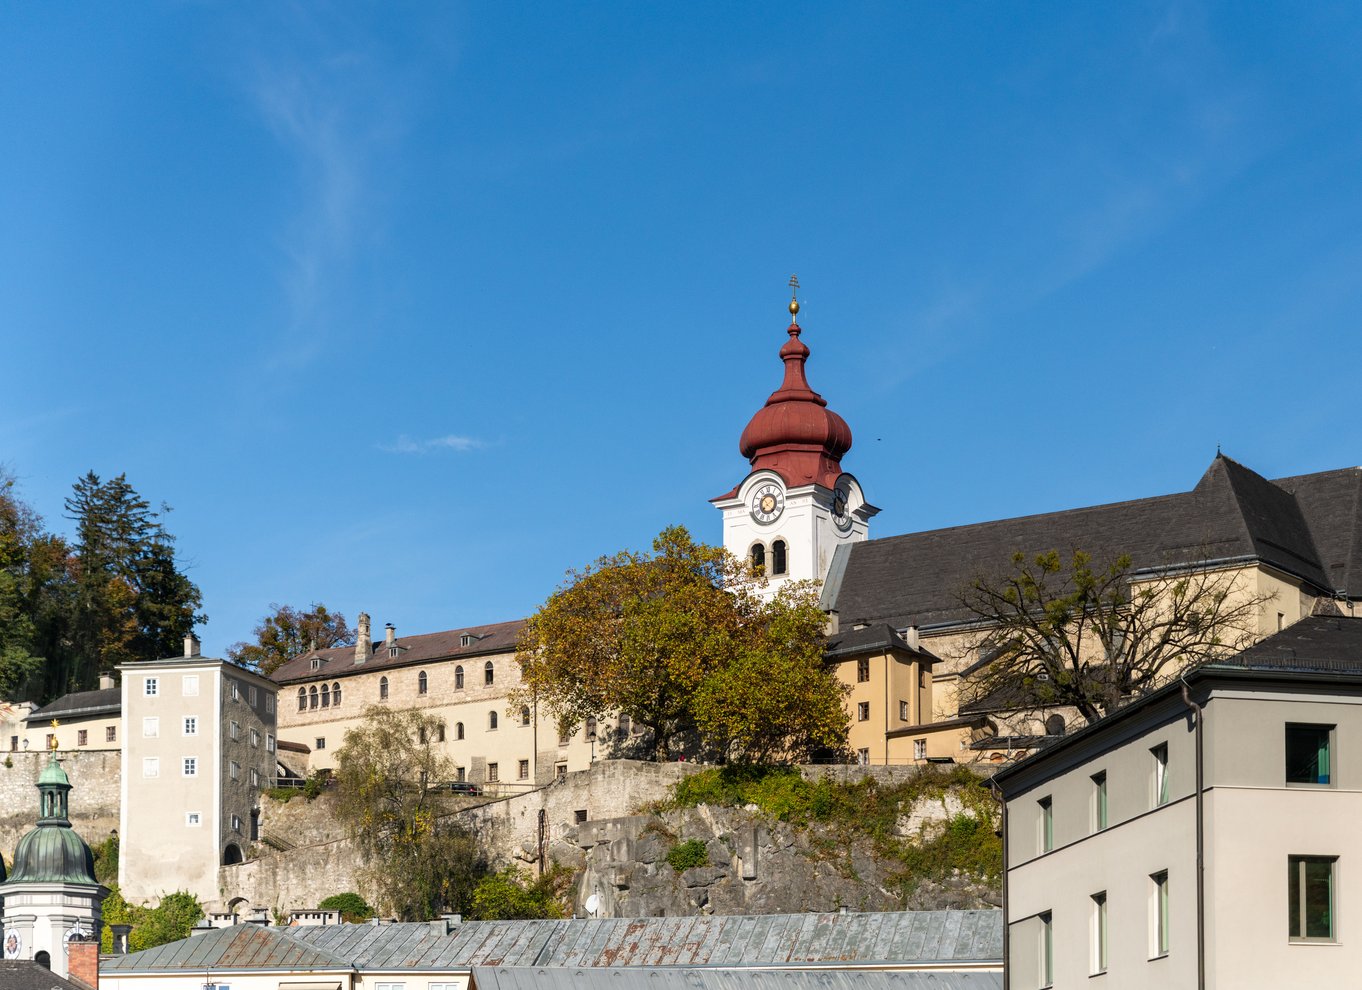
317,891,373,922
227,602,354,675
99,887,203,953
334,706,486,919
516,526,847,763
0,471,52,698
467,865,572,921
961,549,1274,725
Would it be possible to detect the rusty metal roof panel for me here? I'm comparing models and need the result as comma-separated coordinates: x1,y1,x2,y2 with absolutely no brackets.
101,925,354,973
470,968,1005,990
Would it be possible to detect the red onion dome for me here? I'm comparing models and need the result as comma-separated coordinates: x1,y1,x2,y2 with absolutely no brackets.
738,308,852,489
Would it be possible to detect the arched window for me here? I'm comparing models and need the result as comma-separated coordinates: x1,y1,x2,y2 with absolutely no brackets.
520,705,531,726
223,843,243,866
379,676,389,701
456,721,465,740
484,661,495,685
418,670,428,695
771,539,788,575
320,683,330,707
750,543,766,573
309,686,318,710
1045,714,1066,736
436,723,446,742
619,714,632,736
297,688,306,712
35,951,50,970
489,711,498,730
455,665,464,689
332,682,342,706
586,716,597,742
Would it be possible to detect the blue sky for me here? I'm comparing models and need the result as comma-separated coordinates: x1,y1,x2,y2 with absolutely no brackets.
4,3,1362,653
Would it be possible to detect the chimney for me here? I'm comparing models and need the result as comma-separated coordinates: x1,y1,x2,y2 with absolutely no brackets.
905,625,920,651
385,623,396,647
110,924,132,955
184,632,201,658
68,936,99,988
190,919,215,936
98,673,116,691
354,612,372,664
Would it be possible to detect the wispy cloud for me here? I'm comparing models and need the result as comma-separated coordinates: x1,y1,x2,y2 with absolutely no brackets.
379,435,487,455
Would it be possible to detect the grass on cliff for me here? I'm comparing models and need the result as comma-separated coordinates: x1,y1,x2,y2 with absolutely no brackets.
651,764,1001,895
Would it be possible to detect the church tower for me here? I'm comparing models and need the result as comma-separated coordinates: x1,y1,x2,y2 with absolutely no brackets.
0,753,106,981
712,283,877,591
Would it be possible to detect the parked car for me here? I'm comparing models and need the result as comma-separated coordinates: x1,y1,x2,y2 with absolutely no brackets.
445,781,483,796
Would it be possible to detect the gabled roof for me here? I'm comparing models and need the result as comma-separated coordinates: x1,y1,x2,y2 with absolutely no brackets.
824,624,935,663
272,619,525,685
25,688,120,724
100,924,354,973
830,457,1358,632
0,960,89,990
284,911,1002,969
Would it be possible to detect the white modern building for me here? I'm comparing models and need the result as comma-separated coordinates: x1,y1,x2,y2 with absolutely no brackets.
118,633,278,906
995,615,1362,989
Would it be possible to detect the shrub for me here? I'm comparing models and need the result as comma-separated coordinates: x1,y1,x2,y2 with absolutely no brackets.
467,865,572,921
318,892,373,922
666,839,709,872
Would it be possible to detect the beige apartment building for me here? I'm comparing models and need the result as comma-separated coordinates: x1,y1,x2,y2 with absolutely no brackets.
3,677,121,753
272,615,608,787
118,634,278,906
995,615,1362,989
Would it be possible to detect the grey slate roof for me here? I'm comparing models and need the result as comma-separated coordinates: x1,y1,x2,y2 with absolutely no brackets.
829,457,1362,632
0,960,88,990
105,912,1003,974
272,619,525,686
471,968,1004,990
25,687,120,724
824,625,935,663
1210,615,1362,672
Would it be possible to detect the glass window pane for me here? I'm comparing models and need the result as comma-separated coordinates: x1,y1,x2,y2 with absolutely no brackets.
1305,858,1334,939
1289,859,1301,938
1286,726,1332,785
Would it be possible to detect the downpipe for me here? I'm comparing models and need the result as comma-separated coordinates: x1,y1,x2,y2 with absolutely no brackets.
1180,674,1206,990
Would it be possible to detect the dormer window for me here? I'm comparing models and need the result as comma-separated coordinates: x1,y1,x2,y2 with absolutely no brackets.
310,658,322,671
389,646,399,658
460,634,474,648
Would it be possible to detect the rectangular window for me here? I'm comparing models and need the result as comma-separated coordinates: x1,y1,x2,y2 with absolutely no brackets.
1151,871,1169,957
266,733,275,752
231,814,242,832
10,736,17,751
1039,911,1053,988
229,720,240,740
1289,856,1336,941
248,685,257,705
77,729,88,746
315,738,325,750
373,983,406,990
1152,743,1169,807
519,759,530,780
229,760,239,780
106,725,116,743
556,763,567,779
185,811,201,827
575,808,588,824
143,757,159,778
856,747,870,766
184,757,198,777
230,681,240,702
1092,771,1108,831
856,658,870,682
45,733,55,750
250,768,259,786
143,717,159,738
456,766,466,782
1038,796,1053,853
144,676,158,697
488,762,499,782
856,702,870,721
181,674,198,696
1091,891,1108,974
265,694,275,713
183,716,197,736
1286,724,1333,786
899,700,909,722
913,739,926,761
250,728,260,748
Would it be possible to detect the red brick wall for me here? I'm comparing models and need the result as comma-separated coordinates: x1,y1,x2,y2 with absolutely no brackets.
67,940,98,989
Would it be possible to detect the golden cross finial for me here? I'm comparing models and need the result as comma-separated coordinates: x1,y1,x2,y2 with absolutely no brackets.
788,274,800,321
50,719,60,749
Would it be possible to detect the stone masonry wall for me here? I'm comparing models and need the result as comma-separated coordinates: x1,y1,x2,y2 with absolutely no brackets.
0,751,121,862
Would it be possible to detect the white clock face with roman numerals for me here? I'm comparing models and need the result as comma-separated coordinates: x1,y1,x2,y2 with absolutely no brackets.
750,483,784,524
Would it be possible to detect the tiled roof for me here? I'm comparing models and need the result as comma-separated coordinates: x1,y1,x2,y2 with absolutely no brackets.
0,960,88,990
272,619,526,685
284,911,1002,969
830,457,1360,632
824,624,933,662
25,688,120,723
1210,615,1362,672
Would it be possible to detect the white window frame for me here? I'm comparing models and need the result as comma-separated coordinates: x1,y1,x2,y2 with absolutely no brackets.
266,733,275,752
181,674,198,697
248,685,257,705
913,739,927,761
143,757,160,778
183,757,198,777
250,767,259,786
1039,911,1053,988
1092,770,1108,831
1038,796,1054,853
183,716,198,737
144,677,159,697
1152,743,1170,807
250,728,260,748
1288,855,1338,942
185,811,202,827
230,720,240,740
229,760,240,780
1150,871,1170,958
230,681,240,702
143,717,159,738
265,693,275,713
1091,891,1108,974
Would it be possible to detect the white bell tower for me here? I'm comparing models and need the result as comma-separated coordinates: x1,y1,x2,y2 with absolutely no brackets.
712,282,877,593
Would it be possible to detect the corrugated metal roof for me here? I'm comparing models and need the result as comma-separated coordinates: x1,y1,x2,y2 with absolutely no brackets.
105,912,1002,974
470,968,1004,990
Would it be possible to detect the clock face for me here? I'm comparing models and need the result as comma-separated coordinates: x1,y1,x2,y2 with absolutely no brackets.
832,486,852,530
749,483,784,524
5,931,20,959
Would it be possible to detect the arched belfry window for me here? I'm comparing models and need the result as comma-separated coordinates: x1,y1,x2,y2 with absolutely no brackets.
297,688,306,711
771,540,788,575
750,543,766,574
379,676,389,701
309,686,318,709
320,683,330,707
484,661,495,686
332,682,342,706
455,666,464,690
418,670,428,695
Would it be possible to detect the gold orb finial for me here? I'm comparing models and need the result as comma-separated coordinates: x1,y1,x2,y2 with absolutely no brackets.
788,274,800,321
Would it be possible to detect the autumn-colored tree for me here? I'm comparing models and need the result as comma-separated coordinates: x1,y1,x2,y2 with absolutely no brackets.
227,602,354,674
334,706,485,919
516,526,848,763
961,549,1274,725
